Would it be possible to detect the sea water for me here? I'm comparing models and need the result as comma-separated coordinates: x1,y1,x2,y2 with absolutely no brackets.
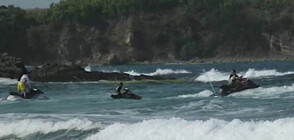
1,61,294,140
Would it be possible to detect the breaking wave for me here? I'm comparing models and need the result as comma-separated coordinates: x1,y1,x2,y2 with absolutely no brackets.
84,66,120,73
178,90,214,98
0,77,18,85
0,118,102,138
230,83,294,98
125,68,191,76
195,69,228,82
243,68,294,78
86,117,294,140
195,68,294,82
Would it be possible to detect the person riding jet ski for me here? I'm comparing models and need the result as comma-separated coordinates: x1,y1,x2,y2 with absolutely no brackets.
17,71,32,98
7,71,48,100
212,69,259,97
111,82,142,100
228,69,239,85
116,82,124,95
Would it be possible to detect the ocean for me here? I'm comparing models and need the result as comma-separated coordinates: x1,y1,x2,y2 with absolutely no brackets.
1,61,294,140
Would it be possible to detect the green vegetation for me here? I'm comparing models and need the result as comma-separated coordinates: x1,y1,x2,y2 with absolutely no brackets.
41,0,181,25
1,0,294,62
0,5,34,54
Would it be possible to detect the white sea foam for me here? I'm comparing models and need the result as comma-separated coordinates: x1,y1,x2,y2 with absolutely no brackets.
0,118,102,138
86,117,294,140
195,68,294,82
230,84,294,98
177,83,294,99
243,68,294,78
0,77,18,85
84,66,120,73
178,90,214,98
124,70,141,76
125,69,191,76
84,66,92,72
84,67,190,75
195,68,229,82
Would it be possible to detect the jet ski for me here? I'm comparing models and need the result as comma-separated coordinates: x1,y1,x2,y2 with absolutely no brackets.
111,88,142,100
210,78,259,97
7,88,48,101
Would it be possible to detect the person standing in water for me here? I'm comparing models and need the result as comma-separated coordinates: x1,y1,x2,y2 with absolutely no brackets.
116,82,124,95
17,71,32,98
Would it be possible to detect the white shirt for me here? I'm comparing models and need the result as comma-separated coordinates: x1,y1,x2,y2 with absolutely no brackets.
20,74,31,88
228,75,237,85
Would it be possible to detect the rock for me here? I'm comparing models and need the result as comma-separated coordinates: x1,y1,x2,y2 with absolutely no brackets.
0,53,169,82
0,53,27,79
264,32,294,53
107,54,120,65
29,63,167,82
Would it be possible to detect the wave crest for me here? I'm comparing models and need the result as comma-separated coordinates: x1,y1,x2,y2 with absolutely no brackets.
86,117,294,140
178,90,214,98
243,68,294,78
195,68,294,82
0,77,18,85
230,83,294,98
0,118,102,138
125,68,191,76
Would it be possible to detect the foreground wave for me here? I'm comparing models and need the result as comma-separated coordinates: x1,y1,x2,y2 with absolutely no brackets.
86,117,294,140
3,116,294,140
0,118,102,139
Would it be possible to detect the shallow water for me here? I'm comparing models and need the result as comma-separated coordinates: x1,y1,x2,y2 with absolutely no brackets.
1,61,294,140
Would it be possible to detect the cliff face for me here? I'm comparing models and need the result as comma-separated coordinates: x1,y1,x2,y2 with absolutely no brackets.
3,6,294,65
264,31,294,55
24,9,186,65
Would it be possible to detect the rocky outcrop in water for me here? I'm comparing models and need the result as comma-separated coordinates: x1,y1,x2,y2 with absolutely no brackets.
0,54,167,82
0,53,27,79
29,63,165,82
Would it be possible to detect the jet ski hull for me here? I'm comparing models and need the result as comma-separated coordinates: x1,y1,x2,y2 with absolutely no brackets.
211,79,259,97
8,88,48,100
111,93,142,100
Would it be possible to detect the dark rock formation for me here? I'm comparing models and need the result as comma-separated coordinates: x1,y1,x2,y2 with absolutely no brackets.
29,63,166,82
0,54,169,82
0,53,27,79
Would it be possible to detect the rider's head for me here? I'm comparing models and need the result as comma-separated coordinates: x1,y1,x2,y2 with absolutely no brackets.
232,69,236,74
120,82,123,86
22,69,28,75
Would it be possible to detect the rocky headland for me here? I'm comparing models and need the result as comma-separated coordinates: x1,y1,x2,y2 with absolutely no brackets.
0,53,167,82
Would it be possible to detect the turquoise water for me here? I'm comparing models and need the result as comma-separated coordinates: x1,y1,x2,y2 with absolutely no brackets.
1,61,294,140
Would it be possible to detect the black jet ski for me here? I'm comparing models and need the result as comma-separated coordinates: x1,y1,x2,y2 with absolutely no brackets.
111,88,142,100
7,88,48,100
210,78,259,97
